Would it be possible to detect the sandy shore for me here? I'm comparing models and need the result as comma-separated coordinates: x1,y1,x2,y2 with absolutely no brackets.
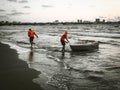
0,42,45,90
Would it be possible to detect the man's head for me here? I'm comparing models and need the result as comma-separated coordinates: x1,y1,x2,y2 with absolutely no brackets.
29,28,32,31
64,31,68,35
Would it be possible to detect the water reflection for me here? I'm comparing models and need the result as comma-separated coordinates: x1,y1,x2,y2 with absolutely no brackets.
58,52,65,69
70,49,99,56
61,52,65,60
59,52,70,70
48,51,72,90
29,51,34,62
28,47,34,67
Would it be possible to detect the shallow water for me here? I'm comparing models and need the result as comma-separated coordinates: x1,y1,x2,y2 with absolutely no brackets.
0,24,120,90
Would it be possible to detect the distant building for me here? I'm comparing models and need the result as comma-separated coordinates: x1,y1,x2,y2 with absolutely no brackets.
95,18,100,23
54,20,59,23
77,19,82,23
102,19,105,23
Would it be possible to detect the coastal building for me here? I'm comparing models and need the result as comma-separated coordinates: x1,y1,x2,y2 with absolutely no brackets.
102,19,105,23
77,19,82,23
95,18,100,23
54,20,59,23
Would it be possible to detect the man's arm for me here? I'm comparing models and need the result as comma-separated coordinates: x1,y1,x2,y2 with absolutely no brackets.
28,31,30,37
35,33,38,38
66,35,69,42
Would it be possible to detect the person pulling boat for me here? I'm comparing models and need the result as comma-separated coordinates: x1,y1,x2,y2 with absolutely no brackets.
60,31,69,52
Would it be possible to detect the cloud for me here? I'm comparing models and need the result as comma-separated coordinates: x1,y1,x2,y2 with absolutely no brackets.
11,10,17,12
19,0,28,3
41,5,54,8
0,15,7,18
0,15,10,21
0,9,5,12
7,12,29,16
89,5,96,8
23,6,30,8
8,0,17,2
7,0,28,3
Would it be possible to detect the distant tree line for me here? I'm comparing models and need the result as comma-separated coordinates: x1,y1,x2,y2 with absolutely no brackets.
0,20,120,26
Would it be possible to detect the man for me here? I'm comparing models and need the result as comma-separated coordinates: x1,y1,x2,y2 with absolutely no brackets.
28,28,38,47
60,31,69,52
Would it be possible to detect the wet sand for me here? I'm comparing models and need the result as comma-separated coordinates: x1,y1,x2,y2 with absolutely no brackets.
0,42,44,90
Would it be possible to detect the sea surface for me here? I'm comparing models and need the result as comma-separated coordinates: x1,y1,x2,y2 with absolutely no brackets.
0,24,120,90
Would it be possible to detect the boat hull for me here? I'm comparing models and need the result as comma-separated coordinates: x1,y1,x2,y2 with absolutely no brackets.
70,40,99,51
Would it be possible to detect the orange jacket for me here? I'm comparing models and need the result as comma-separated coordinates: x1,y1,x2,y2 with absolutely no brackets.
61,31,68,41
61,34,67,41
28,30,36,37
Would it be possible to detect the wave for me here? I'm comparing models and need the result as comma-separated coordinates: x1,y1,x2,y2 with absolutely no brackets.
99,40,120,46
105,66,120,71
72,32,120,39
47,55,61,62
16,41,29,44
47,70,71,90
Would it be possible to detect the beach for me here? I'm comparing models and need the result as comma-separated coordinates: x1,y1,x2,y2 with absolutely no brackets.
0,24,120,90
0,42,44,90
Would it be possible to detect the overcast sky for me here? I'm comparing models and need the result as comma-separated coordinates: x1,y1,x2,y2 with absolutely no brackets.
0,0,120,22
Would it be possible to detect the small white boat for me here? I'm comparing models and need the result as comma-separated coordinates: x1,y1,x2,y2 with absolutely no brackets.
70,40,99,51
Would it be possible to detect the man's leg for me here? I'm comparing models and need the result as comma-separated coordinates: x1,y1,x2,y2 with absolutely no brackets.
62,45,65,52
61,40,65,52
30,37,34,47
61,40,64,51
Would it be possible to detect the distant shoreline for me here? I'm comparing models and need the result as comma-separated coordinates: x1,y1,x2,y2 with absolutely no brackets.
0,21,120,26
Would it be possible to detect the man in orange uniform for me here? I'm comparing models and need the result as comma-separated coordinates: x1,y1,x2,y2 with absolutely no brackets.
60,31,69,52
28,28,38,47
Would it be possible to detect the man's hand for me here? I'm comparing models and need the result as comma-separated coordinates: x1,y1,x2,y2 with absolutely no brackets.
36,35,38,38
65,41,69,43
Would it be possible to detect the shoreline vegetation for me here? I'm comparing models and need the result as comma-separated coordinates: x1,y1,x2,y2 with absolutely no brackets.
0,20,120,26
